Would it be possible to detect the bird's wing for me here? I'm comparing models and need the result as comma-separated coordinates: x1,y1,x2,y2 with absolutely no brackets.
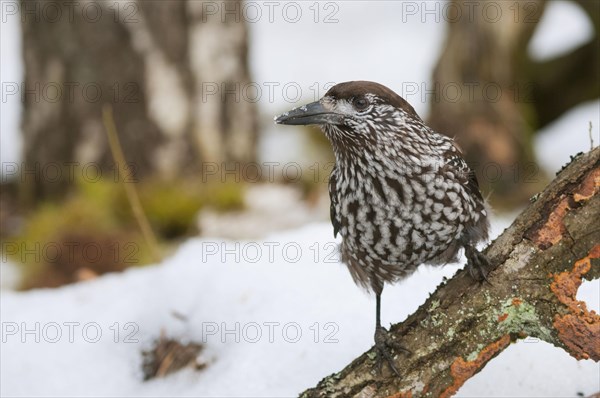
444,143,484,203
328,166,341,238
443,142,490,243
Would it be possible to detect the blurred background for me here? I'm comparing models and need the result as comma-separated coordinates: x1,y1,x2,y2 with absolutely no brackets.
1,0,599,396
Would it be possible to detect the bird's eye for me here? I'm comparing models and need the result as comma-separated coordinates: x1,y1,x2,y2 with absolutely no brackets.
353,97,369,111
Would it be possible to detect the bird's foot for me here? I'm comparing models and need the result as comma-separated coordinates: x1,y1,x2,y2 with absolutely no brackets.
465,246,491,283
373,326,409,377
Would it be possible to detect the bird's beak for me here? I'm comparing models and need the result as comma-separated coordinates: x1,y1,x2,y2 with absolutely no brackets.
274,101,344,126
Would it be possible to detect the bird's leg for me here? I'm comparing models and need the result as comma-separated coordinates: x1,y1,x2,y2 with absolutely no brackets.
373,290,407,377
465,245,491,283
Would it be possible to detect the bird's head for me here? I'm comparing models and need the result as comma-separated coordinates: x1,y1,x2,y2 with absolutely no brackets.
275,81,422,151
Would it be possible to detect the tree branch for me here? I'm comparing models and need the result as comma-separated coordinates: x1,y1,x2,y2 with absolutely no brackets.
302,147,600,397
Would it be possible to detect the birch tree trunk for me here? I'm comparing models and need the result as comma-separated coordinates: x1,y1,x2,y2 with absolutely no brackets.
19,0,257,205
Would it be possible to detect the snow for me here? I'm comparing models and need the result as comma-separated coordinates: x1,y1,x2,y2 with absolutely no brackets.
0,258,20,290
1,1,599,396
2,217,599,397
579,279,600,314
535,100,599,175
0,3,23,168
528,0,595,61
198,184,328,239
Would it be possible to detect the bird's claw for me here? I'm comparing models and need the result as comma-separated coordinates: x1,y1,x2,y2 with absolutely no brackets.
373,326,409,377
465,246,492,284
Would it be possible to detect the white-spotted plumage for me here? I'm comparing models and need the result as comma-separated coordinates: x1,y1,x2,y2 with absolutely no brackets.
320,83,489,293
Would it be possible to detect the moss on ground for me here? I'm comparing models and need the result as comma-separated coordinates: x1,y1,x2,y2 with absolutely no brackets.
6,176,245,289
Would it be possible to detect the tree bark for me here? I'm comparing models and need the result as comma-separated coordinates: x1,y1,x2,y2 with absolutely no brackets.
301,146,600,397
19,0,257,205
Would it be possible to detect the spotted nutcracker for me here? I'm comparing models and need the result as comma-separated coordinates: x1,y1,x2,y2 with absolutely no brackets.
275,81,490,375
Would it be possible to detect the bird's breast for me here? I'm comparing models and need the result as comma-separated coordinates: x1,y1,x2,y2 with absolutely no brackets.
332,166,471,268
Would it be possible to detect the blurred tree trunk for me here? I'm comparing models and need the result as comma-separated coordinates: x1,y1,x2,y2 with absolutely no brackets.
19,0,257,205
429,0,599,209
